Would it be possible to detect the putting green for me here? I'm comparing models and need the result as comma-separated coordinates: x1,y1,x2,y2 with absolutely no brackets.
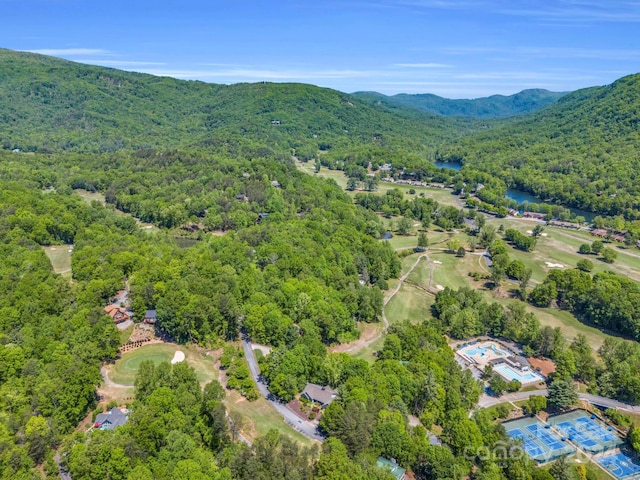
109,343,215,386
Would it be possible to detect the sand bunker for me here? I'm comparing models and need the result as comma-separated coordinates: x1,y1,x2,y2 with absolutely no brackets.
433,260,442,265
545,261,564,268
435,284,445,291
171,351,185,364
540,233,548,237
526,230,533,234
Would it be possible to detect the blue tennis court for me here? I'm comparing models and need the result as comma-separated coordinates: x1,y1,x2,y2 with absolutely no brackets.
507,428,545,458
598,453,640,479
556,421,599,450
548,410,624,454
526,424,565,451
504,417,574,463
574,416,619,444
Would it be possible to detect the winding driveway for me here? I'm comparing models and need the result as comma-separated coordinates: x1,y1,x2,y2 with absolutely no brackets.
241,334,325,442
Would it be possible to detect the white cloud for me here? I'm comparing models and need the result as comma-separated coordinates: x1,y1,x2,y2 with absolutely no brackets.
79,60,166,67
136,68,387,80
439,45,640,61
27,48,113,56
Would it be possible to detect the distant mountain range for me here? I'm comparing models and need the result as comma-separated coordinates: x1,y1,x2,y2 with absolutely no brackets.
352,89,568,118
0,48,468,153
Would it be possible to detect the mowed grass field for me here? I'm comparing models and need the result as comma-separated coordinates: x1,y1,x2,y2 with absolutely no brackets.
401,245,618,350
42,245,72,279
294,158,461,207
109,343,217,386
385,283,434,327
225,390,315,447
486,217,640,284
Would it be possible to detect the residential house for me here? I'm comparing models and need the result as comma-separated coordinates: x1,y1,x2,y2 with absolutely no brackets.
549,220,580,229
235,194,248,202
94,407,129,431
522,212,547,220
144,310,157,324
104,305,130,324
300,384,337,408
271,180,281,188
376,457,406,480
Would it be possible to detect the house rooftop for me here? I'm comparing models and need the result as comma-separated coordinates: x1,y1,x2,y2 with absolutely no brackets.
376,457,406,480
94,407,129,430
301,383,337,406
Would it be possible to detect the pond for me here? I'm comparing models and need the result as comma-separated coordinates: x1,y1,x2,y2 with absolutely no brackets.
434,161,462,171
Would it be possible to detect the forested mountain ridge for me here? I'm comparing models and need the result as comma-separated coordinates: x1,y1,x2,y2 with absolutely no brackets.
0,48,468,154
438,73,640,218
353,88,567,118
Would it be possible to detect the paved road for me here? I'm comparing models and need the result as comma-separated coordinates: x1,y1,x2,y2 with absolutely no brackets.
477,388,640,413
241,335,325,442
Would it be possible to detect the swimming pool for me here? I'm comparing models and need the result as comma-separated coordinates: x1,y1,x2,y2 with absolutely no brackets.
494,364,544,385
462,343,508,358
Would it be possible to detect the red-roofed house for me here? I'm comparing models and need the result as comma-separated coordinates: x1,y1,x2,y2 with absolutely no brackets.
104,305,130,324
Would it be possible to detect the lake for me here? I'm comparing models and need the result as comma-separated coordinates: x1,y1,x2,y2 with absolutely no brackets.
434,162,595,221
505,188,595,222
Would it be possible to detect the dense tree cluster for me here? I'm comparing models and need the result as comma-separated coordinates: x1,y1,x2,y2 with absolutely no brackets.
0,181,120,478
530,269,640,341
354,188,465,230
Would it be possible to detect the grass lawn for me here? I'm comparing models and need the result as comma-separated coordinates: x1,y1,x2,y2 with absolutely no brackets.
225,390,315,447
119,324,134,344
562,457,617,480
623,412,640,428
294,158,462,208
109,343,217,386
75,189,106,205
351,336,385,363
385,283,434,327
482,402,515,420
484,217,640,284
428,251,472,291
520,385,540,393
42,245,72,279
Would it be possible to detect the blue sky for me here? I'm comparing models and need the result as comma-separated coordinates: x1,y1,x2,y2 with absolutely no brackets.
2,0,640,97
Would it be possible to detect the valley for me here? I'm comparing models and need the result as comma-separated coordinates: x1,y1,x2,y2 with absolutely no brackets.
2,49,640,480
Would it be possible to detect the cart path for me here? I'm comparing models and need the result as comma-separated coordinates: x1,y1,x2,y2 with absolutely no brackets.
345,253,430,353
